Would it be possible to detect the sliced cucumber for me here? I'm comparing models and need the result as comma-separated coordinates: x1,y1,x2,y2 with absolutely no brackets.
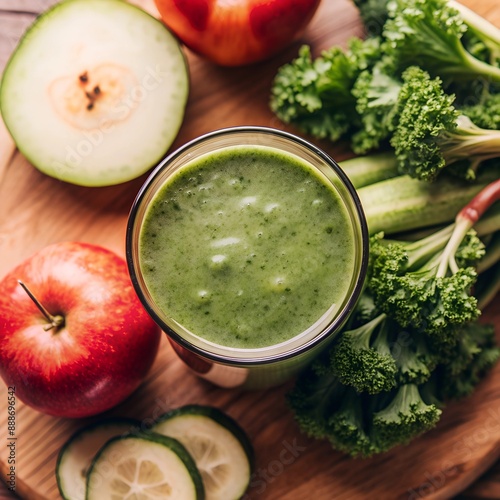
153,405,253,500
56,417,140,500
86,433,204,500
0,0,188,186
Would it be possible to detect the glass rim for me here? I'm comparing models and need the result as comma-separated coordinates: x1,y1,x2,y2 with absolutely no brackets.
126,126,369,366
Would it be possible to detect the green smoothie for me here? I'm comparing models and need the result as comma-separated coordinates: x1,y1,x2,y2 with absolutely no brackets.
139,145,356,349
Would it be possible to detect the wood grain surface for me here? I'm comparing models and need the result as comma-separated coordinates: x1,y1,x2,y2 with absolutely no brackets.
0,0,500,499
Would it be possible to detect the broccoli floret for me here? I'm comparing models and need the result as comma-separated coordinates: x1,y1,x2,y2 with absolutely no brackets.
288,320,498,458
286,146,500,462
270,38,382,142
438,322,500,399
351,64,401,153
287,360,344,439
354,0,500,66
393,335,436,386
329,292,437,393
327,388,376,457
288,363,442,458
449,0,500,64
391,67,500,181
369,223,484,340
383,0,500,85
330,313,397,394
371,384,442,451
461,91,500,130
349,291,379,325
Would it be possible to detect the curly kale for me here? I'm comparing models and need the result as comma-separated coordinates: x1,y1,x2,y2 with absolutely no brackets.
330,313,397,394
391,67,500,181
287,359,344,439
393,335,437,386
383,0,500,85
371,384,442,451
461,91,500,130
351,64,401,153
369,223,485,340
270,38,381,142
438,323,500,399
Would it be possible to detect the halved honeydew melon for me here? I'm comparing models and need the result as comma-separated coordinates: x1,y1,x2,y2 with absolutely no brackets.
0,0,189,186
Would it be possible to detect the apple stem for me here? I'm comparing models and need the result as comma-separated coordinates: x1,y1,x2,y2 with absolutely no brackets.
17,280,65,331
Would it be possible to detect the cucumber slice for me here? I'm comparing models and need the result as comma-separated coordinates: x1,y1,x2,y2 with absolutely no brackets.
56,418,140,500
86,433,204,500
153,405,253,500
0,0,188,187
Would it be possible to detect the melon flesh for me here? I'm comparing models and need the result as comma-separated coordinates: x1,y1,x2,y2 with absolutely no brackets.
0,0,189,186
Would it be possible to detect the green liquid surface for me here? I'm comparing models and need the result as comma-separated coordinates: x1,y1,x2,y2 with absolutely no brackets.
139,146,356,349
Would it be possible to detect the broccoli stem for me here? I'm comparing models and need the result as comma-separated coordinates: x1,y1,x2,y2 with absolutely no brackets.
436,217,471,277
442,116,500,167
349,313,386,348
339,152,399,189
455,48,500,83
449,0,500,55
477,232,500,274
436,179,500,277
371,383,441,449
403,225,454,270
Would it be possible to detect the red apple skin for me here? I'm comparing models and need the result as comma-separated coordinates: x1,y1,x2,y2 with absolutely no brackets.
0,242,161,418
154,0,321,66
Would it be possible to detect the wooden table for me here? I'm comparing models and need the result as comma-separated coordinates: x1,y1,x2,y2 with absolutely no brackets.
0,0,499,498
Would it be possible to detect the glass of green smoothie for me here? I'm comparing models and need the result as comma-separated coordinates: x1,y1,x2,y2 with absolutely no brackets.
126,127,368,389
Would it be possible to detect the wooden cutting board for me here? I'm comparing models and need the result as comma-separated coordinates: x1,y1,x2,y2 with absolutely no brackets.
0,1,500,499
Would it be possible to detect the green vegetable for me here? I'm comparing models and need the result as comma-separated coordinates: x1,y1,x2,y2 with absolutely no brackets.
270,39,381,142
358,165,500,235
392,67,500,181
271,0,500,173
288,357,443,457
56,418,140,500
338,152,399,189
383,0,500,84
351,65,401,153
371,383,441,450
86,432,205,499
330,313,397,394
461,91,500,130
437,322,500,399
288,182,500,458
354,0,500,64
152,405,253,500
369,227,486,341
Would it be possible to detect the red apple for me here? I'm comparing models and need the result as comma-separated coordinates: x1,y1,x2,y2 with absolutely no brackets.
0,241,161,418
154,0,321,66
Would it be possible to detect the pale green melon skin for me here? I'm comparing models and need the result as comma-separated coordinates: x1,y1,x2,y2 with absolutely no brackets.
0,0,189,187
